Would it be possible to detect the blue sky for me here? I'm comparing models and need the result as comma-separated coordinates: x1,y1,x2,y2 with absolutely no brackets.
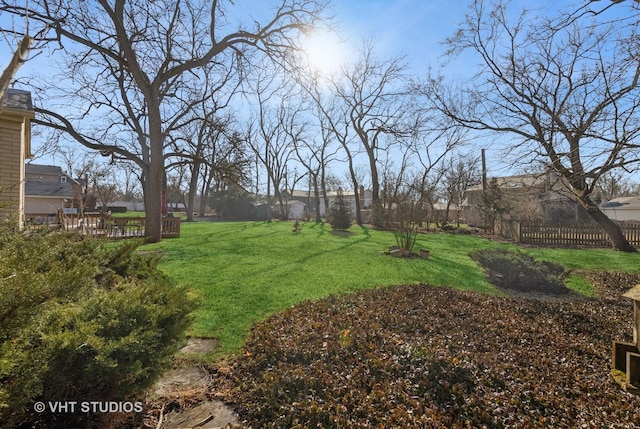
0,1,484,167
330,0,468,75
1,0,634,180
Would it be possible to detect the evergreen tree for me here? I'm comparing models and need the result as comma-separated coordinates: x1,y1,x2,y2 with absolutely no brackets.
329,191,352,231
479,178,511,233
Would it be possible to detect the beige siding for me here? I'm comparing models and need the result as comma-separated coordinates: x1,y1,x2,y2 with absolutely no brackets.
24,197,66,216
0,112,32,226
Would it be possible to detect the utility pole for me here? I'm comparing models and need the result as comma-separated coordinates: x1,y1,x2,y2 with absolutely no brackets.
481,148,487,191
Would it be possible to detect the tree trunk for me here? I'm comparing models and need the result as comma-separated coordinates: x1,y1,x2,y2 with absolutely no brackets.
348,171,362,226
367,148,384,227
321,164,330,221
144,113,164,243
186,160,200,222
0,36,32,102
578,194,636,252
313,177,322,223
144,167,163,243
199,164,214,217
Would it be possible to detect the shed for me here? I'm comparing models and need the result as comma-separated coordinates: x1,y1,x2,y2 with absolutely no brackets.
286,200,306,220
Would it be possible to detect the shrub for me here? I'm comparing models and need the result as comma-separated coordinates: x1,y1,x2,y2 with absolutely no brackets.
328,193,352,231
470,248,569,294
391,200,420,251
0,220,195,428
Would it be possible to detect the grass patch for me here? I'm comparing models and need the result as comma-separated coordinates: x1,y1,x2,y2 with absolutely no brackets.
143,221,640,355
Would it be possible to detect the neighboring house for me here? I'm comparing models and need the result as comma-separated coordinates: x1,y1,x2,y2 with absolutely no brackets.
24,164,78,216
283,187,373,218
288,190,318,210
0,88,34,227
254,200,306,220
255,187,373,220
463,170,590,225
602,197,640,222
323,187,372,217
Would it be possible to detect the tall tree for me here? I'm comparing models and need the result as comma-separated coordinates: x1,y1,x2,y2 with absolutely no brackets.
439,154,481,225
292,98,339,223
330,39,414,226
245,63,296,221
0,0,329,242
202,130,251,217
424,0,640,251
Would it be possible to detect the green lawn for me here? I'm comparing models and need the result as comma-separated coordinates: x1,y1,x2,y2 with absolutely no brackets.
142,221,640,355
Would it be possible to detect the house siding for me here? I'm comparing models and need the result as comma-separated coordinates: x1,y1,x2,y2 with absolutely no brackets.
462,171,589,225
0,117,29,224
24,197,69,216
0,89,34,227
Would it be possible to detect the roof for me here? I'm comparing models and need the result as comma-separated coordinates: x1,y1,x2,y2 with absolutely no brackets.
25,181,74,198
25,164,64,176
326,189,372,197
25,163,81,185
1,88,33,111
466,174,547,192
289,190,318,198
602,196,640,209
286,189,373,198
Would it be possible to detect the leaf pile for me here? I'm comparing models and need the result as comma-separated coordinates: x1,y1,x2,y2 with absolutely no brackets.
577,270,640,301
221,281,640,428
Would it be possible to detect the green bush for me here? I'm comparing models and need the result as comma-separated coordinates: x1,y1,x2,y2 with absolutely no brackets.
470,248,569,294
0,219,195,428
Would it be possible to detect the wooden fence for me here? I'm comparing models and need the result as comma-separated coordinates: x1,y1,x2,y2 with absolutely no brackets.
496,219,640,247
25,212,180,239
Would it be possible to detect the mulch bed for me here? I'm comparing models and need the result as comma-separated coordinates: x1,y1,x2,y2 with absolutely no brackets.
211,271,640,428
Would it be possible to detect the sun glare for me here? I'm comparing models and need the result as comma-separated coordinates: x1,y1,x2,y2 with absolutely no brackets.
302,30,348,77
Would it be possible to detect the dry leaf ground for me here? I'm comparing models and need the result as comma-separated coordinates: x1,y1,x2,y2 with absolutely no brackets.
213,272,640,428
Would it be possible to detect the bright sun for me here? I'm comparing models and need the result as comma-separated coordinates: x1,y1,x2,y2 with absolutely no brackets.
302,30,348,77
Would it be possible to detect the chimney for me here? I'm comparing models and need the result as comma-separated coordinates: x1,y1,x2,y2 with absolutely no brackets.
359,185,365,208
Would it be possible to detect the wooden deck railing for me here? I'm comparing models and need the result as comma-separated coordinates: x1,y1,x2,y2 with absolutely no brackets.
24,212,180,239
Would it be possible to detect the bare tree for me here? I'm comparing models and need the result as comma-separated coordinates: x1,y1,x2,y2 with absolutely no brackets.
424,0,640,251
1,0,329,242
0,0,58,99
87,165,118,214
598,170,635,201
300,71,366,224
202,130,251,218
54,145,99,213
438,154,481,225
173,105,237,221
245,64,296,221
292,111,340,222
0,35,31,101
329,39,414,226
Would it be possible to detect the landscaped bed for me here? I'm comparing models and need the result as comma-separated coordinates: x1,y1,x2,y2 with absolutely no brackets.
214,272,640,428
